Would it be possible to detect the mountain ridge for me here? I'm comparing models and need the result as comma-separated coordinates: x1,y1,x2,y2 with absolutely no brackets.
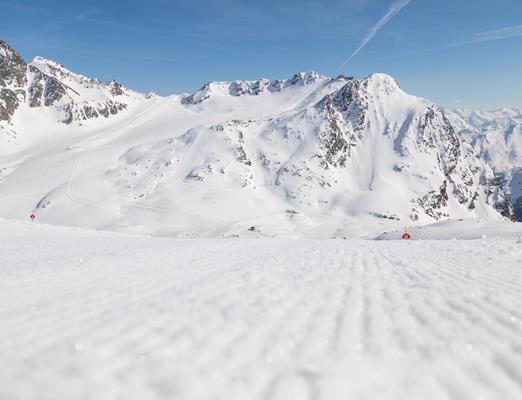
0,38,518,236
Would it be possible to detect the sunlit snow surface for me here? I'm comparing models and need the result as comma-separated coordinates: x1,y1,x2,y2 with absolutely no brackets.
1,219,522,400
1,71,514,235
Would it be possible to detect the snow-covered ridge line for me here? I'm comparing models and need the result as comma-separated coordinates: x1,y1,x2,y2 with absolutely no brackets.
0,37,519,235
0,38,145,141
182,71,329,104
1,38,338,128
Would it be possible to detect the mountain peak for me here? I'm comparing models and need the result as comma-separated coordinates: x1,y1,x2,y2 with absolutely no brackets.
31,56,57,65
362,73,401,93
30,56,100,86
31,56,70,73
0,39,27,123
107,79,126,96
0,38,25,67
286,71,327,86
0,39,16,58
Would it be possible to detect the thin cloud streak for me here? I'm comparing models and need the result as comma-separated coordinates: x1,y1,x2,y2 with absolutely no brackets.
339,0,410,70
372,24,522,61
429,24,522,52
477,24,522,41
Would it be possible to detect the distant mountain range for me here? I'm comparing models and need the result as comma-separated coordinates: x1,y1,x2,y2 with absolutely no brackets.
448,109,522,219
0,38,518,236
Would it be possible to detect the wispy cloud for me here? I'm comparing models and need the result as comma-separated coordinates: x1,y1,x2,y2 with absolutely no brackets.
476,24,522,42
428,24,522,51
374,23,522,61
339,0,410,69
43,11,102,32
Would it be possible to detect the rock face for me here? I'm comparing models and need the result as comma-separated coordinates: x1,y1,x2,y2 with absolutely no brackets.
0,39,27,124
27,57,135,125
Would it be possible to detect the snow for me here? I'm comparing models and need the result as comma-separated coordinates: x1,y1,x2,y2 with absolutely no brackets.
1,69,511,236
448,108,522,217
1,37,519,235
448,108,522,174
1,218,522,399
30,57,144,103
377,218,522,240
3,38,522,400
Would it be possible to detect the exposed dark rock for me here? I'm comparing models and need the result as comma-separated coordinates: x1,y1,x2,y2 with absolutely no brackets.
0,88,21,122
418,107,461,175
0,39,27,123
416,181,449,220
484,176,516,221
108,80,125,96
1,39,132,133
316,95,350,168
370,212,400,221
468,192,479,210
0,39,27,88
27,65,69,108
235,144,252,166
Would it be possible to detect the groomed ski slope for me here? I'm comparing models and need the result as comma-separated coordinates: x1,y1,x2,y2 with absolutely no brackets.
1,220,522,400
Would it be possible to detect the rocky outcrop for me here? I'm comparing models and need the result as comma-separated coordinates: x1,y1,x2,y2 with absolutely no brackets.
27,65,69,108
0,39,27,124
1,38,139,141
414,181,449,220
183,71,327,105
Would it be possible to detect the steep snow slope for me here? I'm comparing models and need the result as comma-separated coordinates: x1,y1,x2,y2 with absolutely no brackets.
2,219,522,400
0,38,515,236
448,108,522,220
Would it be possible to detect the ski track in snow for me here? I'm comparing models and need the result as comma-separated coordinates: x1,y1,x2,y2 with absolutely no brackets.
1,231,522,399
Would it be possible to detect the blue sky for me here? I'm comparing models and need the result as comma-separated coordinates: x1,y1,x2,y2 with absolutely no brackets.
1,0,521,109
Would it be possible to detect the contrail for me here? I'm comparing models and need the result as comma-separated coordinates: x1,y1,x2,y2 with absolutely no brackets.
477,24,522,41
339,0,411,70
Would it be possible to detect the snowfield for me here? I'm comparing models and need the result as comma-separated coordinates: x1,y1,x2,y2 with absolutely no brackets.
2,219,522,400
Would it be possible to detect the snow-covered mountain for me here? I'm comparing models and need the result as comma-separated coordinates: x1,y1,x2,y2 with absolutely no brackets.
0,38,516,236
448,108,522,220
182,71,328,105
0,39,148,151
